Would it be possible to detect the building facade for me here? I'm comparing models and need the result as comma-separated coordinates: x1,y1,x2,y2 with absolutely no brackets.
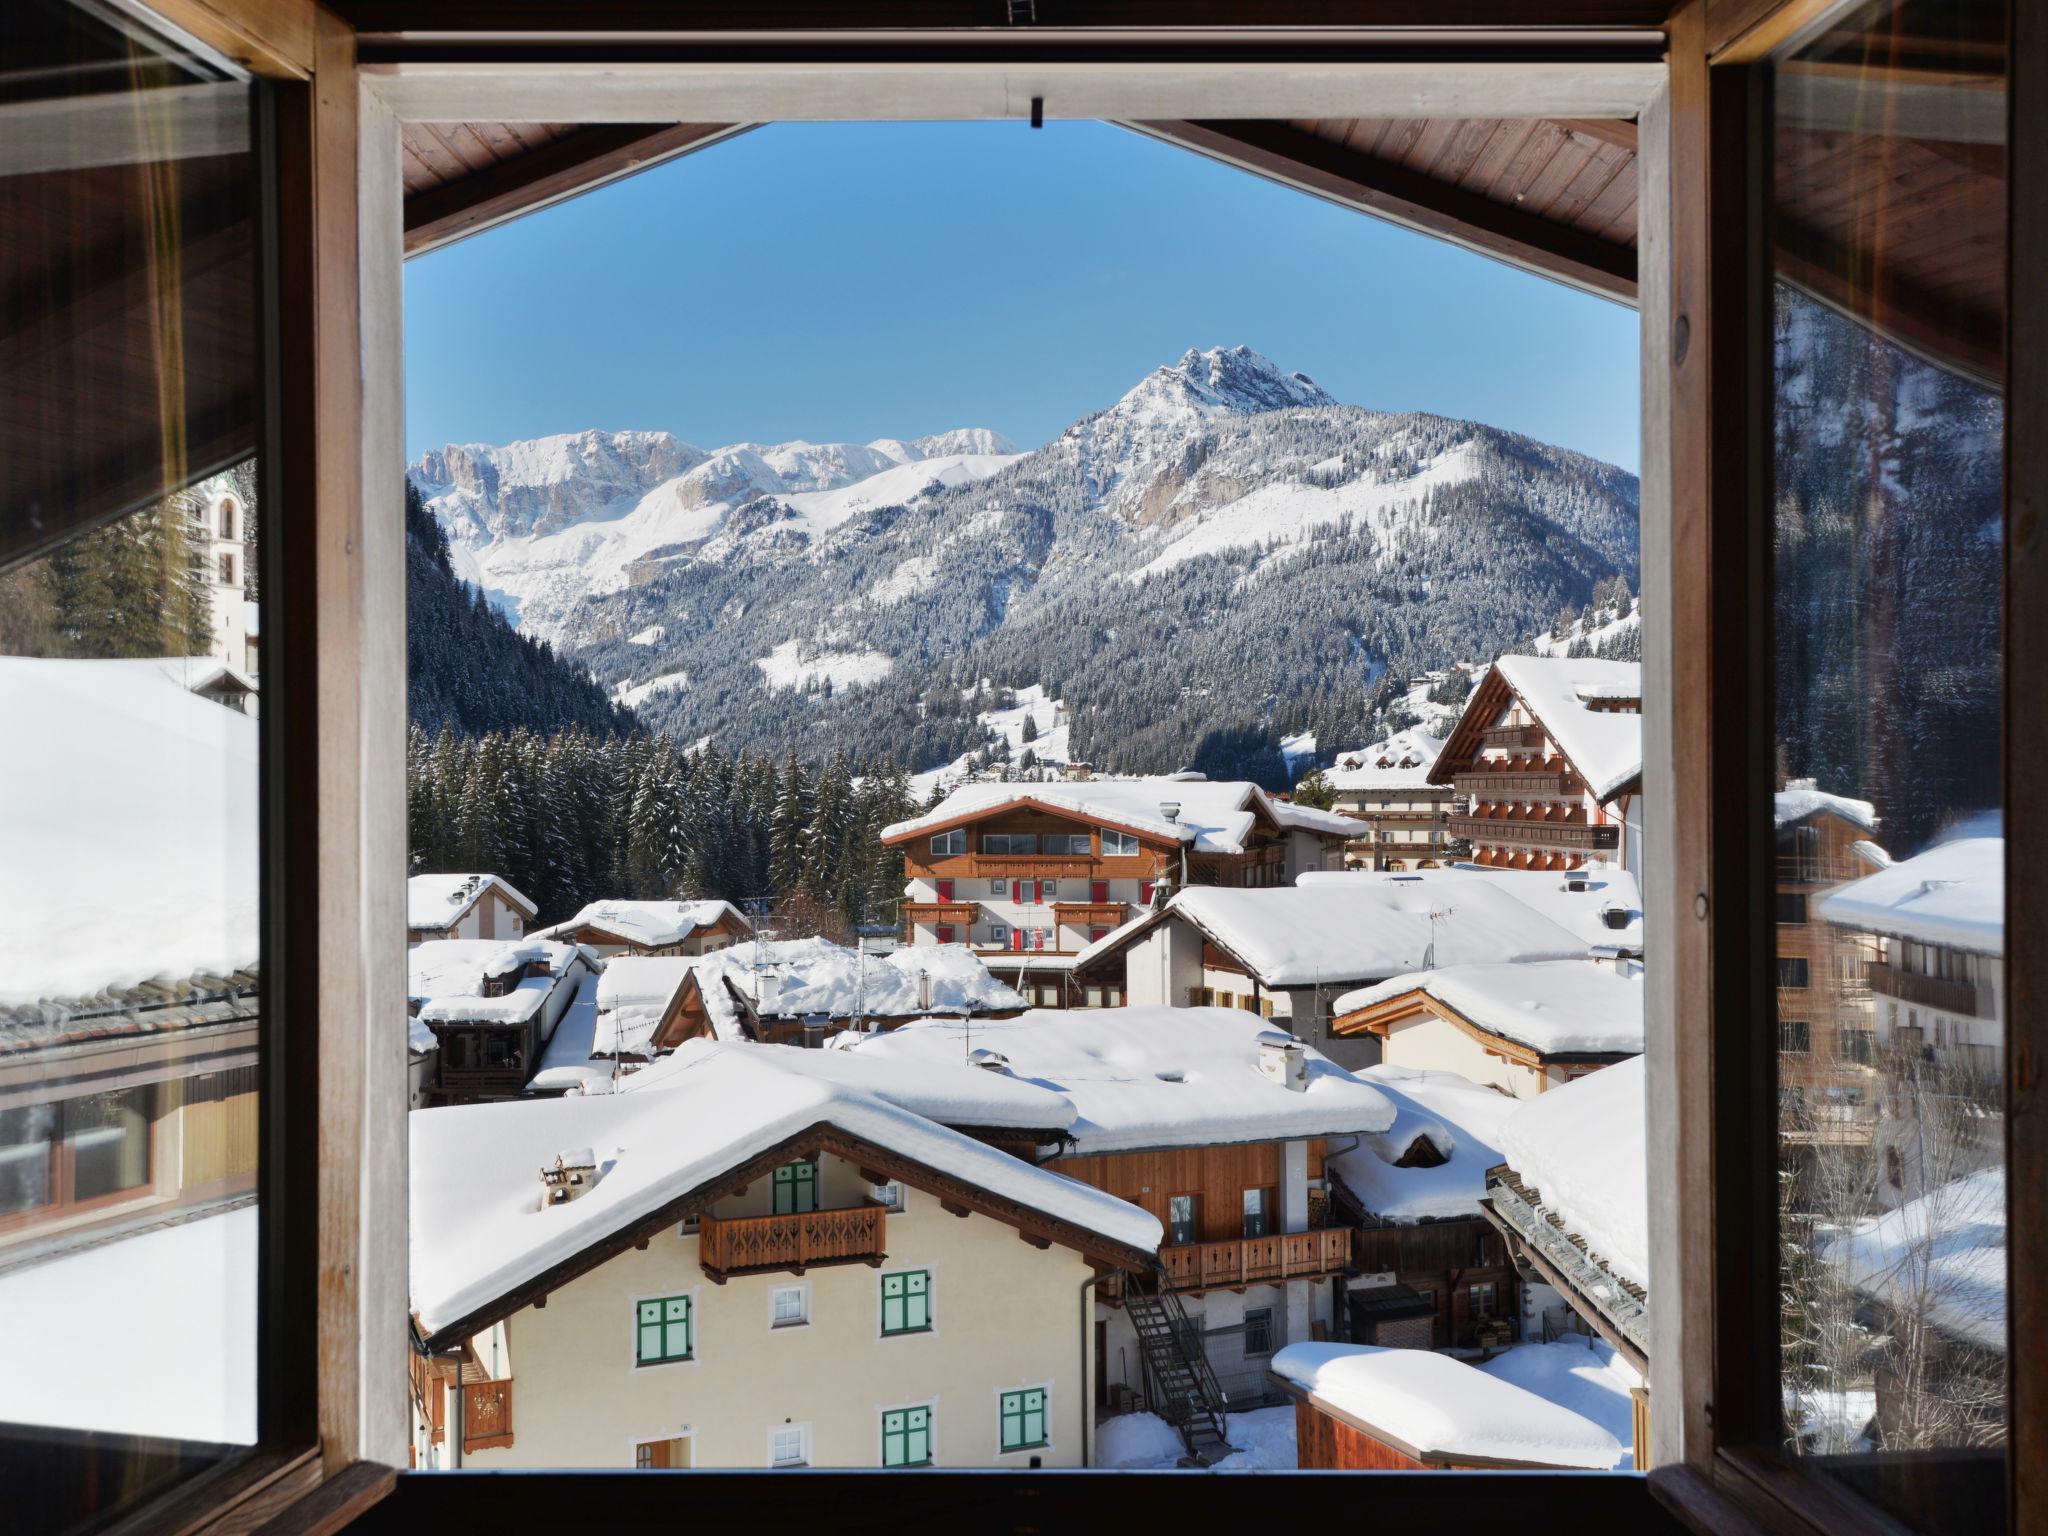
1321,729,1454,871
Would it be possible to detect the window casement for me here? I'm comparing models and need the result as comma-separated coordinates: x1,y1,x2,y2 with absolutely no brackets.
880,1268,932,1336
929,829,964,856
769,1285,808,1329
881,1404,932,1468
1242,1187,1272,1238
219,549,237,586
1242,1306,1276,1357
772,1159,818,1215
870,1181,907,1213
1099,828,1140,857
768,1423,809,1468
998,1388,1047,1453
635,1295,693,1365
983,833,1037,855
987,878,1005,896
1167,1193,1199,1247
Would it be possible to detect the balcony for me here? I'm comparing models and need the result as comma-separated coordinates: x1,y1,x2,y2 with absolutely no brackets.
1454,770,1577,797
1449,815,1619,850
1160,1227,1352,1290
697,1204,888,1282
1867,960,1992,1019
1481,723,1545,751
1053,900,1127,926
902,900,981,926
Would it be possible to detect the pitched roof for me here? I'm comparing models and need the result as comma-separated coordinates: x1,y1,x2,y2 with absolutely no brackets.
1326,1065,1522,1223
1300,862,1643,953
716,937,1025,1020
1829,1167,2005,1349
881,775,1356,856
1773,780,1878,833
408,939,581,1025
1324,728,1446,792
1335,957,1646,1060
409,1038,1162,1340
1432,655,1643,803
1494,1054,1649,1288
531,897,747,948
406,872,538,931
1815,835,2003,956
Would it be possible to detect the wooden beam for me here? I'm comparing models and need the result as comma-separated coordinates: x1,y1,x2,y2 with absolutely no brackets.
940,1199,972,1219
1128,118,1637,302
402,121,751,255
1554,116,1640,150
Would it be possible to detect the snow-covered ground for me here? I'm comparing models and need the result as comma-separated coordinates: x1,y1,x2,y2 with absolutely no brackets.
1096,1407,1298,1469
1476,1339,1641,1470
611,668,689,707
909,683,1073,801
754,640,893,692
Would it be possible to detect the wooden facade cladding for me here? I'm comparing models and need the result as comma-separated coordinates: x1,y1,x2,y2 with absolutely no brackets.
1456,770,1583,797
1048,1140,1328,1248
1290,1398,1429,1470
697,1204,888,1282
901,901,982,925
1865,961,1992,1019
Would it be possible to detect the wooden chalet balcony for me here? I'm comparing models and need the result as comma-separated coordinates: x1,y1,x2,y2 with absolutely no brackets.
1338,807,1446,823
463,1378,514,1453
436,1066,530,1100
1867,960,1992,1018
1480,723,1545,751
1454,770,1578,797
1161,1227,1351,1290
1450,815,1619,850
1776,855,1869,885
1053,900,1127,925
698,1204,887,1282
953,854,1101,879
903,900,980,925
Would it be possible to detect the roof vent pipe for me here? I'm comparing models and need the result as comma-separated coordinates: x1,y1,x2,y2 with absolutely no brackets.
1256,1032,1308,1092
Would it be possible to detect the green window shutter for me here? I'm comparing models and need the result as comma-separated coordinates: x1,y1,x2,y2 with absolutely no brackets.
1000,1388,1047,1451
882,1408,905,1467
637,1296,690,1364
906,1269,930,1331
881,1271,904,1334
664,1295,691,1359
636,1299,663,1364
906,1405,931,1465
1023,1388,1046,1447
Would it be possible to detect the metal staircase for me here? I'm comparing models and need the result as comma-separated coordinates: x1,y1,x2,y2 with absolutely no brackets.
1123,1279,1233,1465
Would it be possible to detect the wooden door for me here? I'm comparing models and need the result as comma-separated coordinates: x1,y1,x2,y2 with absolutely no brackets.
1090,880,1108,903
773,1159,818,1214
634,1436,691,1469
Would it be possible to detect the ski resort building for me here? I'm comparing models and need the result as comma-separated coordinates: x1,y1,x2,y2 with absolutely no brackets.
1321,729,1456,871
881,775,1356,960
406,873,538,948
1431,657,1644,873
407,1039,1158,1469
408,939,594,1105
530,898,752,958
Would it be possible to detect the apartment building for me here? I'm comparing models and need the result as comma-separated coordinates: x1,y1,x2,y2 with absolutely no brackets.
1321,729,1455,871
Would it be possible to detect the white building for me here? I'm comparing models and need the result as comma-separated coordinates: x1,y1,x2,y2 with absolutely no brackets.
199,486,259,676
1319,728,1454,870
406,872,538,947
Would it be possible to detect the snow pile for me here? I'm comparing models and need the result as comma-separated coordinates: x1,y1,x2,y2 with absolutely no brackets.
536,898,745,949
1829,1166,2005,1349
0,1204,256,1443
1495,1055,1650,1288
591,955,700,1057
1335,958,1645,1057
1325,728,1444,792
1328,1065,1521,1221
717,937,1025,1019
884,775,1354,859
754,640,893,692
847,1006,1394,1154
1096,1411,1190,1468
406,872,535,933
1774,779,1877,833
1270,1342,1622,1469
409,1037,1162,1335
1491,656,1643,801
0,657,259,1007
1816,835,2003,955
1298,862,1643,953
1096,1407,1299,1470
75,654,257,699
1477,1338,1641,1469
1093,880,1585,987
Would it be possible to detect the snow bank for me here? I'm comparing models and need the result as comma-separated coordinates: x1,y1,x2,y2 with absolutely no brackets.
1816,836,2003,956
1492,656,1642,802
848,1006,1394,1154
612,669,689,708
0,658,259,1006
409,1038,1162,1334
754,640,892,692
1096,1407,1298,1470
1271,1342,1623,1469
406,872,536,932
1495,1055,1649,1287
1097,1411,1191,1468
0,1205,255,1443
1477,1339,1640,1469
1328,1065,1521,1221
1335,958,1645,1057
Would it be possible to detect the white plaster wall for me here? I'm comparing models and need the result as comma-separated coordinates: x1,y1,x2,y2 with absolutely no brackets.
461,1153,1096,1469
1124,920,1204,1008
1379,1014,1547,1099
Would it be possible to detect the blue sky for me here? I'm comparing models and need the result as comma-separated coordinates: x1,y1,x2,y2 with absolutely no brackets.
405,120,1641,472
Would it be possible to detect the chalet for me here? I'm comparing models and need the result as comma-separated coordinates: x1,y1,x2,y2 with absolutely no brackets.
881,774,1356,961
406,1038,1160,1469
1320,728,1455,871
1269,1342,1623,1470
1073,877,1586,1069
408,939,593,1104
1331,956,1645,1100
1480,1056,1651,1464
531,898,753,958
1772,783,1891,1145
714,938,1026,1046
1323,1066,1525,1350
847,1008,1396,1457
1430,656,1644,873
407,873,538,947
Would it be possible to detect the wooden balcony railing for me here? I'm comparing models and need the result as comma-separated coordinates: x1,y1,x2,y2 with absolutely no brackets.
1481,723,1545,751
1867,961,1992,1019
1454,771,1577,797
698,1204,887,1281
462,1378,514,1453
1053,901,1128,925
902,901,981,925
1160,1227,1352,1290
1449,816,1619,850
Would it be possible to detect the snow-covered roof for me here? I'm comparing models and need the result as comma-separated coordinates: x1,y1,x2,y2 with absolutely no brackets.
1829,1167,2005,1349
1335,957,1645,1059
0,657,258,1008
1327,1065,1521,1222
1078,880,1586,988
718,937,1025,1019
1774,779,1878,833
587,955,699,1058
1477,1339,1641,1470
528,973,614,1094
622,1036,1077,1131
881,775,1356,856
1489,655,1643,802
78,655,257,697
846,1007,1395,1155
1325,729,1446,793
0,1204,255,1444
532,897,746,948
1815,836,2003,956
1495,1055,1649,1288
409,938,579,1026
406,872,538,932
409,1038,1161,1337
1269,1342,1624,1469
1299,862,1643,953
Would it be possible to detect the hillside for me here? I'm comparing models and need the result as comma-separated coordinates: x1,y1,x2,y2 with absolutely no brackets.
416,347,1641,783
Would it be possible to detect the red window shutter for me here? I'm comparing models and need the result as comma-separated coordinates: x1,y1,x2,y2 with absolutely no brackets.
1140,881,1155,904
1011,929,1023,951
936,879,953,902
1090,880,1108,904
1090,927,1109,943
936,925,954,944
1032,880,1043,905
1013,880,1024,903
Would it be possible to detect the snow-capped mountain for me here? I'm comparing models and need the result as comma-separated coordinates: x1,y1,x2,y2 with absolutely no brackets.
412,345,1641,781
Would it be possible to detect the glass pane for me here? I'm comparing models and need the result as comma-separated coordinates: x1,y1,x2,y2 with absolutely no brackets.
1770,0,2007,1526
0,0,264,1525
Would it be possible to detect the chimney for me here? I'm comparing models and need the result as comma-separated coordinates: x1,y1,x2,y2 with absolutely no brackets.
540,1148,599,1206
1159,800,1181,823
1255,1031,1309,1092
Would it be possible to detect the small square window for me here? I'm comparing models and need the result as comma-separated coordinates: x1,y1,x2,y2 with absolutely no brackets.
770,1285,808,1328
999,1387,1048,1452
988,878,1005,896
881,1268,932,1335
871,1181,907,1213
770,1423,810,1468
